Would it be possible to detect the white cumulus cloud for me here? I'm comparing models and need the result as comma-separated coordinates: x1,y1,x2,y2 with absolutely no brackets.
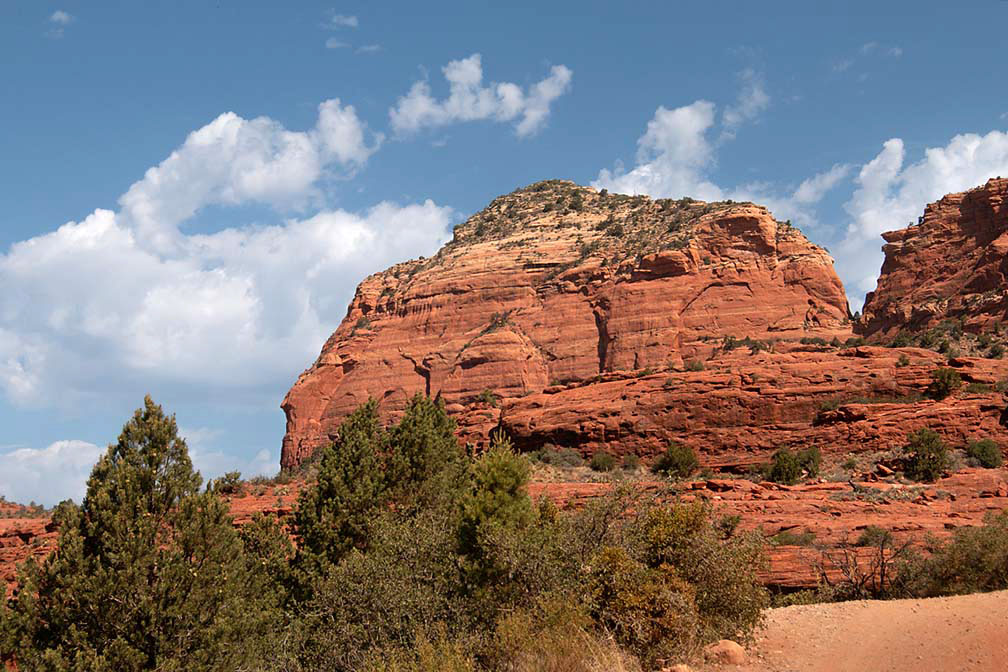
118,99,382,253
389,54,572,138
0,201,453,408
0,440,103,506
722,68,770,138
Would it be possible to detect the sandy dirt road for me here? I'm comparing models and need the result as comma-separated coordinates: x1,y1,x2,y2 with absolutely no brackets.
715,590,1008,672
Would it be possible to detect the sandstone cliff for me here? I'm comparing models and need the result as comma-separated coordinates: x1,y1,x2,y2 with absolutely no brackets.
860,177,1008,340
281,180,852,469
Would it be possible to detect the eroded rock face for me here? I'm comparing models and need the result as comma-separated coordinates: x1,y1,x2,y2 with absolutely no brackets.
282,180,851,469
860,177,1008,340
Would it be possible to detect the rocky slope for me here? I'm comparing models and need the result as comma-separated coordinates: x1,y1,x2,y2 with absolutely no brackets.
860,177,1008,340
282,180,852,469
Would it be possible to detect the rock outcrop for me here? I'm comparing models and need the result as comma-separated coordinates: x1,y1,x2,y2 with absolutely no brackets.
860,177,1008,340
282,180,851,469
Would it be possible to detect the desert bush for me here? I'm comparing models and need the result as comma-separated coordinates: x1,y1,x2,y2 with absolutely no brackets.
821,527,915,600
590,451,617,472
767,448,801,484
622,453,641,471
533,445,585,468
966,438,1003,468
211,469,244,495
651,442,699,479
896,353,911,367
684,359,705,371
903,428,949,482
771,529,817,546
926,367,962,400
478,388,498,407
630,503,767,642
586,546,701,668
486,599,641,672
902,511,1008,597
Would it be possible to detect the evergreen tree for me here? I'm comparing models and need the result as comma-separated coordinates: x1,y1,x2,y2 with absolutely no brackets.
386,394,467,511
4,396,280,671
292,399,388,590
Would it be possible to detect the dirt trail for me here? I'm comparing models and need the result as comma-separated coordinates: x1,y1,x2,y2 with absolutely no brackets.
722,590,1008,672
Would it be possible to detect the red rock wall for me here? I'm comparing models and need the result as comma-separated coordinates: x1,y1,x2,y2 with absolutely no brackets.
860,177,1008,340
281,182,852,469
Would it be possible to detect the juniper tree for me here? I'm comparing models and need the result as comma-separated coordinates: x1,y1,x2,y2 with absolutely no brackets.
4,396,280,671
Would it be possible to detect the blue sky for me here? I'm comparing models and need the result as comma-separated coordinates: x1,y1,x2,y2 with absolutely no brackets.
1,1,1007,504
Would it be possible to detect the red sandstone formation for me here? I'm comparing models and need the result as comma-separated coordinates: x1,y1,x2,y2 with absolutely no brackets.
860,177,1008,340
282,180,851,469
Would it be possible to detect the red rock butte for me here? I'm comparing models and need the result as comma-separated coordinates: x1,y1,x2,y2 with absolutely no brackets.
281,179,1008,472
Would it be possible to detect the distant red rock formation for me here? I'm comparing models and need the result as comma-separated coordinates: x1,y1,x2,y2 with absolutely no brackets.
860,177,1008,340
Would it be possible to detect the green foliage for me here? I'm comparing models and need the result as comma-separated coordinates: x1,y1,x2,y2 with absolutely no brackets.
842,457,859,471
622,453,641,471
903,428,949,482
855,526,893,548
477,388,498,407
771,529,817,546
532,445,584,468
684,359,705,372
210,469,243,495
590,451,617,472
631,504,768,642
293,400,388,585
586,546,700,668
651,442,699,479
966,438,1003,468
896,353,911,367
926,367,962,400
903,511,1008,597
5,396,281,670
459,432,534,587
766,447,819,484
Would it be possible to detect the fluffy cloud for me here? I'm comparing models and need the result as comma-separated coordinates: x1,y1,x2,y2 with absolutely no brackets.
0,201,453,408
118,100,382,252
46,9,73,38
592,86,849,232
837,131,1008,301
0,440,103,506
389,54,572,137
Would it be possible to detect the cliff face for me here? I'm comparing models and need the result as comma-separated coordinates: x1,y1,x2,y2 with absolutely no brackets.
281,180,851,468
860,177,1008,340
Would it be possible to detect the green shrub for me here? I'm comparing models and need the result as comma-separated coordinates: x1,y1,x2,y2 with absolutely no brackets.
926,367,962,400
966,438,1003,468
767,448,802,484
631,503,768,642
903,511,1008,597
964,382,992,394
621,453,641,471
586,546,701,667
771,529,817,546
211,470,244,495
533,445,585,468
903,428,949,482
477,388,498,407
590,451,617,472
798,447,822,478
988,343,1005,359
651,442,699,479
896,353,911,367
854,526,893,548
684,359,705,372
842,457,858,471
